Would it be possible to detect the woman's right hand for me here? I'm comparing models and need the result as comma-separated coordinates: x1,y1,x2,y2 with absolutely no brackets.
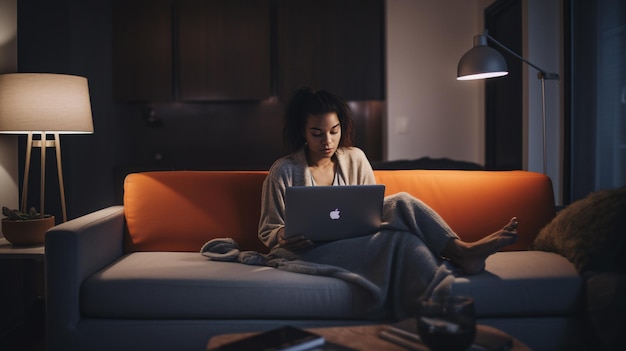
277,228,313,251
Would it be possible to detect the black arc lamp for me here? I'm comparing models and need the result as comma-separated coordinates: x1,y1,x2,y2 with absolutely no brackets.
457,30,559,175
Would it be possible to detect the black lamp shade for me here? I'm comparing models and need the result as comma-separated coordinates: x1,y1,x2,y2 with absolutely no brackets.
457,45,509,80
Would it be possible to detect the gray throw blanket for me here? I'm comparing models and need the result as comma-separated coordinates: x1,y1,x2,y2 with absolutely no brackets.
201,193,459,319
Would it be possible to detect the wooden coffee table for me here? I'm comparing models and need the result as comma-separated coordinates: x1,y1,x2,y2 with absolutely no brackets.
207,323,532,350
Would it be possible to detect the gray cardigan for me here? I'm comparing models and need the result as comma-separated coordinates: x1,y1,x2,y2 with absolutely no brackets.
258,147,376,249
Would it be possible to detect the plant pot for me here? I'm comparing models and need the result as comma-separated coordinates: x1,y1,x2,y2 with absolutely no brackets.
1,216,55,246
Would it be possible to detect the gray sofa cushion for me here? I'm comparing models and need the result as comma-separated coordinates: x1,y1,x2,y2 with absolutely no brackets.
81,251,582,321
81,252,375,319
453,251,582,317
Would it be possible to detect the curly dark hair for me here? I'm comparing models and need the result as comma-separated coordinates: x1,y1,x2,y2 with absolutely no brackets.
283,87,355,153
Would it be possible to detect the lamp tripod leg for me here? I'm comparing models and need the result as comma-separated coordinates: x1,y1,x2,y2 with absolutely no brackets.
21,133,33,213
541,77,547,175
40,133,46,219
54,133,67,222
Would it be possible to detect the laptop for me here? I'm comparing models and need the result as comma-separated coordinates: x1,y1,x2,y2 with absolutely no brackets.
284,185,385,241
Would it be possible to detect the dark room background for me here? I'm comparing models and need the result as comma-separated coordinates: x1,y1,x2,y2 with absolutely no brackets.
17,0,385,222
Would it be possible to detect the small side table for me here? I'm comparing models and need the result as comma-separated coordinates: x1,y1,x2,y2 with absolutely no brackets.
0,237,45,260
0,236,46,349
0,235,45,303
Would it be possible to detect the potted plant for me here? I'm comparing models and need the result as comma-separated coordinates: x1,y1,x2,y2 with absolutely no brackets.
1,206,55,246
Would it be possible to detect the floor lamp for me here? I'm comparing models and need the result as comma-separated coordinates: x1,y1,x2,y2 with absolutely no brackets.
456,31,559,175
0,73,94,222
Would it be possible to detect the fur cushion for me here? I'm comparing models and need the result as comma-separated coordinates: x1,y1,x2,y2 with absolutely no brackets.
532,186,626,274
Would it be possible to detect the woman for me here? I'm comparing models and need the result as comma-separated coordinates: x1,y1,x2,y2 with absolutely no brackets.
258,87,518,316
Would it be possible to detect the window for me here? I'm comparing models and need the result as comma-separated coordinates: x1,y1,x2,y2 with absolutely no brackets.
567,0,626,202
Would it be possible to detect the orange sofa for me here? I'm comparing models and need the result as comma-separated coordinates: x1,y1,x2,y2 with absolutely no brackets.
45,170,585,351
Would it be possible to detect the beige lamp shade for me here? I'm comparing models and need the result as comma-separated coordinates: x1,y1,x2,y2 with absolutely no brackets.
0,73,94,134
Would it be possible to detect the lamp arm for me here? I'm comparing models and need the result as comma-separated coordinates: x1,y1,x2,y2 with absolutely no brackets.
483,32,560,80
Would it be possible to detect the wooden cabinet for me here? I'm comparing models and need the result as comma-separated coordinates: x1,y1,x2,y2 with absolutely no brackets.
113,0,270,102
112,0,383,102
177,0,271,101
112,0,173,102
276,0,384,101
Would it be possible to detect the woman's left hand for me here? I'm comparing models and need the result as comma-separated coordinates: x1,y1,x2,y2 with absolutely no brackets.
277,228,313,251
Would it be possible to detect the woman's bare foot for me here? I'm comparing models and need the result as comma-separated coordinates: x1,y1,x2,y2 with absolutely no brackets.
444,217,519,275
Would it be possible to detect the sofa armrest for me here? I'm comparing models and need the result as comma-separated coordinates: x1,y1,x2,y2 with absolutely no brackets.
45,206,125,350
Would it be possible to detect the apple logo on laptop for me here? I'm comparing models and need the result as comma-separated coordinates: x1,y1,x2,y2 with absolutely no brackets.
329,208,341,220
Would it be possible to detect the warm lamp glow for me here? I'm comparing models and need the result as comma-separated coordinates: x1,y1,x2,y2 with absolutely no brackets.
0,73,94,134
457,34,509,81
0,73,94,222
457,71,509,81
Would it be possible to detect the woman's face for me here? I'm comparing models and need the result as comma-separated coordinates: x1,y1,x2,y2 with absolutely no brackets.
303,112,342,163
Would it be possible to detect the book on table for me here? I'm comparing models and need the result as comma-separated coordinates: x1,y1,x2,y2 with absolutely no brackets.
209,325,325,351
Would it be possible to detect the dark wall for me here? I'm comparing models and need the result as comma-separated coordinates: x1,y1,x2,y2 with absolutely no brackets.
18,0,124,221
17,0,384,220
484,0,523,171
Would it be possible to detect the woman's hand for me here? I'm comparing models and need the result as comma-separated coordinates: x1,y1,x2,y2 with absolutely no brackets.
277,228,313,251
